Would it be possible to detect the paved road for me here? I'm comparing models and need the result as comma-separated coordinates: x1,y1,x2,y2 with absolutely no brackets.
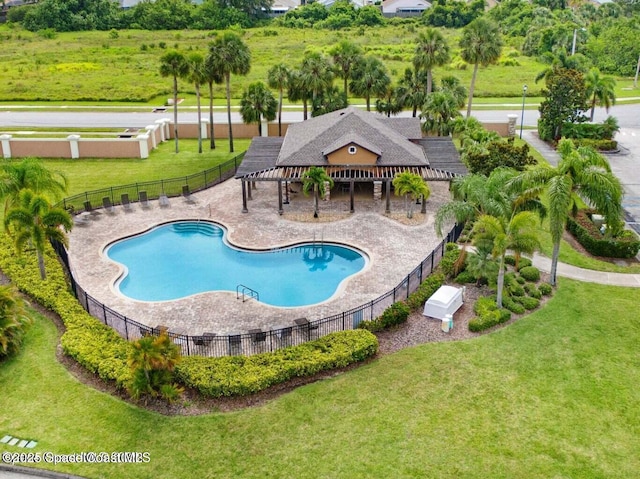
1,103,638,129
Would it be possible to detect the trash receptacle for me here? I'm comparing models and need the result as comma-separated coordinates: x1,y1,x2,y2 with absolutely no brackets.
441,314,453,333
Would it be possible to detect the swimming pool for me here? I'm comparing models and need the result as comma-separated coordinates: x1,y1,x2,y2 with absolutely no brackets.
105,221,367,307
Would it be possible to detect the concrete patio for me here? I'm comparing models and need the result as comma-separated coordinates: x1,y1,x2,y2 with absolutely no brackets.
67,178,452,336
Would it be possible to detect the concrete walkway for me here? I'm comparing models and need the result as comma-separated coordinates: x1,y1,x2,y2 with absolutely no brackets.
531,253,640,287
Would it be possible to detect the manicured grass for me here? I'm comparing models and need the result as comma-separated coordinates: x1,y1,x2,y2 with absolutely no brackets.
1,279,639,478
41,139,250,196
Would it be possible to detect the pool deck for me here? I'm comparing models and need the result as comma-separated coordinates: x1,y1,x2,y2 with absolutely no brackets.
67,179,452,336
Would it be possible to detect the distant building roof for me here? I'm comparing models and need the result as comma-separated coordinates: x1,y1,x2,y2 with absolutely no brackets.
381,0,431,13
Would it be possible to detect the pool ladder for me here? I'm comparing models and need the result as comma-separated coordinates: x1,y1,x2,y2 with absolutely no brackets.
236,284,259,303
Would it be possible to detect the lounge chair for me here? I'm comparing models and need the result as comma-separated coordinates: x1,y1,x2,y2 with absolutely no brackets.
159,194,170,208
102,196,115,214
228,334,242,355
182,185,196,204
139,191,150,209
83,200,92,213
121,193,132,212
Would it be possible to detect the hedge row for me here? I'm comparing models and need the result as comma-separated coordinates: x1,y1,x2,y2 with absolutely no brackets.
175,330,378,397
567,211,640,259
0,235,379,397
358,302,410,332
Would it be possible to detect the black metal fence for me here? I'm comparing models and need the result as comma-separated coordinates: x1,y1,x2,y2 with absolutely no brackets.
53,221,463,358
57,153,244,214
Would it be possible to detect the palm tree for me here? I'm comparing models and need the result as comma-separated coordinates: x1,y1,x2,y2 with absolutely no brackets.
267,63,292,137
349,56,391,112
459,18,503,118
239,81,277,137
186,52,207,154
434,167,545,237
439,75,467,109
300,51,334,107
4,189,73,280
413,28,451,97
287,69,312,121
534,48,589,85
202,54,223,150
472,211,541,307
420,91,462,136
159,50,189,154
0,285,31,358
128,331,181,402
206,33,251,153
392,172,431,219
0,158,68,216
375,84,406,117
398,67,429,117
301,166,334,218
585,68,616,122
329,40,364,98
509,139,623,285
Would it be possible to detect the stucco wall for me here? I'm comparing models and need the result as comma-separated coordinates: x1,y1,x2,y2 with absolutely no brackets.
11,139,72,158
327,144,378,165
78,139,141,158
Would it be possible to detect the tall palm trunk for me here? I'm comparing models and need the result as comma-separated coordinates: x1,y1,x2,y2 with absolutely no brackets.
195,83,202,154
225,73,234,153
427,70,433,96
466,63,479,118
496,255,505,307
172,76,179,153
550,241,560,286
366,94,371,112
590,93,597,122
208,81,216,150
37,250,46,280
303,99,308,121
314,185,319,218
278,88,283,136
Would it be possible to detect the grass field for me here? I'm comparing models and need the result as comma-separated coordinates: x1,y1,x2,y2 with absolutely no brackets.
1,279,639,478
1,24,638,104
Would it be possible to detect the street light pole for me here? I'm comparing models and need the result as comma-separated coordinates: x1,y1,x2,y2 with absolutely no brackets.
520,84,527,139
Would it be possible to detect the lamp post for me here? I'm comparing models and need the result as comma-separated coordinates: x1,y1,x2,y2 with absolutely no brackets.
520,84,527,139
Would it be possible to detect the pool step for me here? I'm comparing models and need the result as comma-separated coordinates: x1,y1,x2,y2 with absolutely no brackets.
171,222,223,237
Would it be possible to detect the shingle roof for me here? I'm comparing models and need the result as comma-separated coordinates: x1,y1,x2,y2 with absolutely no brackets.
234,137,284,178
322,132,382,157
276,107,428,167
413,137,468,176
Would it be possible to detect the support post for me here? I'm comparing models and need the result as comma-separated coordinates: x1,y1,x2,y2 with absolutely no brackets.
247,180,252,200
349,181,354,213
241,180,248,213
67,134,80,159
421,193,427,214
385,180,391,214
278,181,284,215
0,134,12,159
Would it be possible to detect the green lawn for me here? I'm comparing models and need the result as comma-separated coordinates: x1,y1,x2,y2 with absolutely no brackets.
1,279,639,478
42,139,250,196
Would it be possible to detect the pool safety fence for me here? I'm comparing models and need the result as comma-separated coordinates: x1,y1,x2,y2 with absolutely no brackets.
56,153,244,215
52,222,463,358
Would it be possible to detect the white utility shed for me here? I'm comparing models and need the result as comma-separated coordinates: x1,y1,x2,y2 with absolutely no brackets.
423,285,464,320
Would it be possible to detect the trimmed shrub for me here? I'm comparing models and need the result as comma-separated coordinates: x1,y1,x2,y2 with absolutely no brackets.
502,296,526,314
519,266,540,282
359,301,410,332
567,210,640,258
175,330,379,397
516,257,532,270
454,270,476,284
524,283,542,299
571,139,617,151
514,295,540,310
516,276,526,285
438,243,464,278
406,272,445,310
469,296,511,332
539,282,553,296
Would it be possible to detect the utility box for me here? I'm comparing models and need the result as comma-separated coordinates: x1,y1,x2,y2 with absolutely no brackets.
441,314,453,333
423,285,464,320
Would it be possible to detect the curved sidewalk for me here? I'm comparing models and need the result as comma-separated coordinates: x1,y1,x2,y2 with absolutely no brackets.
532,253,640,287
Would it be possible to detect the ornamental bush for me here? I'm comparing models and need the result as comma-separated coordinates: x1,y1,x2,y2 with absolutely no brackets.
519,266,540,282
469,296,511,332
175,330,379,397
359,301,410,332
502,296,526,314
524,283,542,299
405,272,446,310
514,295,540,310
567,210,640,258
538,283,553,296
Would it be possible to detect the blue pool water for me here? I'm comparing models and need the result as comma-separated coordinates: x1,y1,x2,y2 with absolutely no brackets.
105,221,367,307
